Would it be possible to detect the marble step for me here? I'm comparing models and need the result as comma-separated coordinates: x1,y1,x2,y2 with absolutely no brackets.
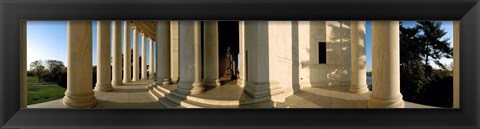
156,86,240,106
158,97,184,108
150,86,239,108
149,87,184,108
239,100,276,108
149,85,288,108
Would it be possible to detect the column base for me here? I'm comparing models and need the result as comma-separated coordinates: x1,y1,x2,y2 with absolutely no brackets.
162,78,173,85
176,81,204,95
204,79,221,87
122,79,132,84
155,78,173,86
244,81,284,98
112,81,123,86
132,78,139,82
368,94,405,108
63,91,97,108
94,83,113,92
148,81,155,87
236,78,245,87
171,77,180,84
348,84,369,94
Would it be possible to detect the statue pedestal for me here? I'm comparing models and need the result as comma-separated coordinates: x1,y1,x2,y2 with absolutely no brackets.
221,69,233,80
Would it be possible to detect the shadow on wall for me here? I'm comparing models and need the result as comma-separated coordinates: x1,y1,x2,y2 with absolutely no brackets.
330,21,367,88
302,21,341,87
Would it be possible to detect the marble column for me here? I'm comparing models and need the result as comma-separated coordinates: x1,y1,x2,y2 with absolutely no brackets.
203,21,221,87
453,21,459,108
132,26,140,81
20,21,27,108
171,21,180,83
349,21,369,94
63,21,96,108
149,38,155,80
157,21,173,85
176,21,204,94
123,21,132,83
237,21,246,87
368,21,404,108
94,21,113,92
111,21,123,86
243,21,284,98
141,33,147,80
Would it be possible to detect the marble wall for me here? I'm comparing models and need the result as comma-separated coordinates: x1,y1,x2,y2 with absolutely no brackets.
297,21,352,88
261,21,353,96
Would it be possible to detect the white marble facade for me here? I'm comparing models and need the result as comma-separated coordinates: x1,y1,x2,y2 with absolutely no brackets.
248,21,360,97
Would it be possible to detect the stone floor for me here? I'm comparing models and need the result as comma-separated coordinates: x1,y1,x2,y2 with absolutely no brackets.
28,79,438,109
275,86,437,108
28,80,162,109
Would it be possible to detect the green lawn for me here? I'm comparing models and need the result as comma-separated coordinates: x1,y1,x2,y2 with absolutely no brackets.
27,76,40,83
27,85,66,105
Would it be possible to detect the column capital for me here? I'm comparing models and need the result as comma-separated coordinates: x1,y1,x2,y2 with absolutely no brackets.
132,26,138,30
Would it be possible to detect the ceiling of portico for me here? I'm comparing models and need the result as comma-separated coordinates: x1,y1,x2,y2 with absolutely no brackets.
130,20,157,41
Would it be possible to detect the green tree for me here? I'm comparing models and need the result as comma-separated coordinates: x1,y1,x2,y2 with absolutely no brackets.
29,60,47,83
400,21,454,107
44,60,66,82
400,22,427,101
416,21,453,76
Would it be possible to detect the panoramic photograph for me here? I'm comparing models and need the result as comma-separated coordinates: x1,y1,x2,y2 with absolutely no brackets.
21,20,458,108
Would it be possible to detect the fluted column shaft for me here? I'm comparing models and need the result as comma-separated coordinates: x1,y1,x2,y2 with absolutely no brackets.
112,21,123,86
149,38,155,79
94,21,113,92
157,21,173,85
123,21,132,83
141,33,147,80
132,26,140,81
368,21,404,108
203,21,221,87
349,21,369,93
176,21,204,94
63,21,96,108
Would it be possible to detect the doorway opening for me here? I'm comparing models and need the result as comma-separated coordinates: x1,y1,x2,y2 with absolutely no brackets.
218,21,239,84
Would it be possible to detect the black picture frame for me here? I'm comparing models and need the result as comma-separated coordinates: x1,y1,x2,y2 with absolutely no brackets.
0,0,479,128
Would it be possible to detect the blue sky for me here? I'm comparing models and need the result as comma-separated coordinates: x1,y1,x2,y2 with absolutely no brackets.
27,21,453,72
